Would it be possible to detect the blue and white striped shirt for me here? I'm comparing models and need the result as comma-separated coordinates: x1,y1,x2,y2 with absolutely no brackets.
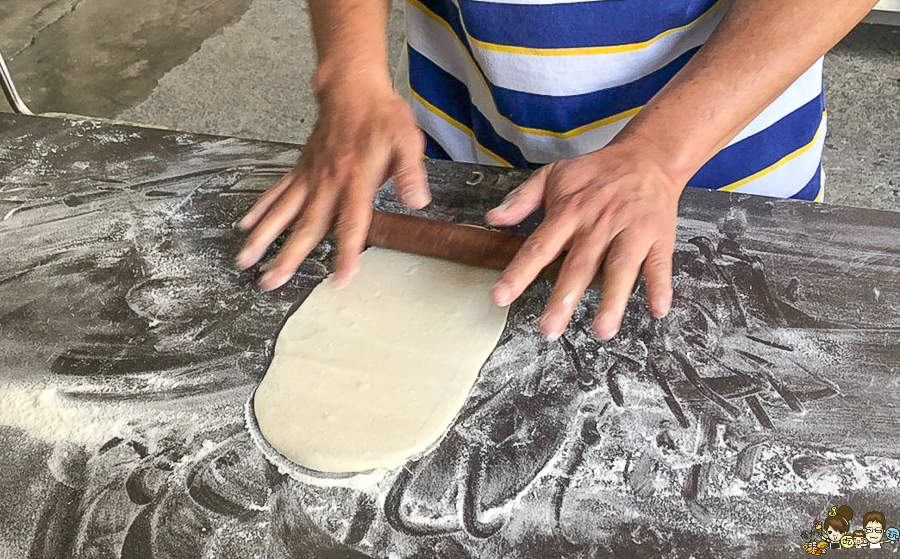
406,0,826,201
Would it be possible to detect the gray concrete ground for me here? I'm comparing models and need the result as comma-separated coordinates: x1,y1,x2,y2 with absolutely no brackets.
1,1,898,212
823,23,900,210
1,0,253,116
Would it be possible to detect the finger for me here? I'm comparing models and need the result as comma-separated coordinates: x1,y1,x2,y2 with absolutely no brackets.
238,167,299,231
538,227,611,341
643,238,675,318
235,181,308,270
592,235,648,340
391,129,430,209
332,184,375,288
485,166,548,226
259,189,339,291
492,211,577,307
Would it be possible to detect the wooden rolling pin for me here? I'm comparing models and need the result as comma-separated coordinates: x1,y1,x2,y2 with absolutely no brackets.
366,210,602,287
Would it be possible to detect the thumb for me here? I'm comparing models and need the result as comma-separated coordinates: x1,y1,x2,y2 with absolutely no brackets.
486,166,548,226
391,129,430,210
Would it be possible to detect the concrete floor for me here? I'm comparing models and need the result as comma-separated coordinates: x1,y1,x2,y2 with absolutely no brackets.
2,0,898,212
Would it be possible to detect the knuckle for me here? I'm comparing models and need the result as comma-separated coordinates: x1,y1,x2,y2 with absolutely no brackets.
289,221,312,237
392,176,414,194
592,209,614,232
645,251,672,276
338,216,365,238
292,216,324,237
333,153,356,172
524,238,550,259
392,181,410,196
343,168,363,185
328,151,361,172
393,163,414,180
604,251,637,274
316,164,339,184
606,199,627,219
565,254,597,278
558,193,592,217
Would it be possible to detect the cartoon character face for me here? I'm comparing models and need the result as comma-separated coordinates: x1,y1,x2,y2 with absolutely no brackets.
841,535,855,548
825,525,843,542
855,535,866,546
866,520,885,544
886,527,899,541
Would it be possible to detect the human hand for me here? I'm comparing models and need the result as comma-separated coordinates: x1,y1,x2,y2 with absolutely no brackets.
486,139,684,341
235,76,429,290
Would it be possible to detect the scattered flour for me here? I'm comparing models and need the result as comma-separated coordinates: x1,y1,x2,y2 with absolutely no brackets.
0,385,131,446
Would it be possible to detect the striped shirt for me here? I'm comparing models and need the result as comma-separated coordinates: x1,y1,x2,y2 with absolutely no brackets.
405,0,826,201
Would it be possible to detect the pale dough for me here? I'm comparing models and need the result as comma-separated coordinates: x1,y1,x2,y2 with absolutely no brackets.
252,247,509,474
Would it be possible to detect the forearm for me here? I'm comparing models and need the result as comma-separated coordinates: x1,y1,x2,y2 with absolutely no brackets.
616,0,879,186
308,0,393,94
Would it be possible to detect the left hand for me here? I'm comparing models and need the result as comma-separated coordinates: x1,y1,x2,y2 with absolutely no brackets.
486,138,684,341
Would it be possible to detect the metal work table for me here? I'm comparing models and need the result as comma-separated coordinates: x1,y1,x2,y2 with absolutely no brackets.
0,114,898,558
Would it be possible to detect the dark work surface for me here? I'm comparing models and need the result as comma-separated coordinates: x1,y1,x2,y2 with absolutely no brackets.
0,113,898,558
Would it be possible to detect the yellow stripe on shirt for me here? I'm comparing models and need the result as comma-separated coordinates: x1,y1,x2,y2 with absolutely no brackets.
407,0,643,140
411,89,514,168
718,112,827,193
465,0,728,57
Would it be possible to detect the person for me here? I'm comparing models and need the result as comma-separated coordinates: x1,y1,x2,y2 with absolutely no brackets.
864,511,886,549
822,506,853,550
236,0,881,340
853,529,868,548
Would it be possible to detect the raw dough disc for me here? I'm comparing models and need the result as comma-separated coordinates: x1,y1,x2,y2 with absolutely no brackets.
252,247,509,474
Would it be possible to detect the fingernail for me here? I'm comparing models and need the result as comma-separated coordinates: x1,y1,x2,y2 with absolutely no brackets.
487,200,511,219
492,281,512,307
334,263,359,289
237,215,251,230
540,314,563,342
406,190,431,209
594,312,620,341
651,296,671,318
259,270,286,291
235,249,253,270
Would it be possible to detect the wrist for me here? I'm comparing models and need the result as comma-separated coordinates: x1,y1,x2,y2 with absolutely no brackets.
313,58,393,101
610,86,749,189
602,130,691,195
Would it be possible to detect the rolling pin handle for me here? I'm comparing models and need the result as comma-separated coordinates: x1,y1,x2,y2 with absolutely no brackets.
367,210,603,289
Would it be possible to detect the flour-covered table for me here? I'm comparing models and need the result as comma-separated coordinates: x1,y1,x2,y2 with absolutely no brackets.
0,114,898,558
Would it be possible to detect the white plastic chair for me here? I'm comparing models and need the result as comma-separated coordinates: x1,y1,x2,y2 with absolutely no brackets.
1,47,167,128
0,47,33,115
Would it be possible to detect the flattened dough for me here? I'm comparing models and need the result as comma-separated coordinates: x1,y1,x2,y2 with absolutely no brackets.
253,247,509,473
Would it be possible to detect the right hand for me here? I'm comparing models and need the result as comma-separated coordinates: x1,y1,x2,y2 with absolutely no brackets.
235,75,429,290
